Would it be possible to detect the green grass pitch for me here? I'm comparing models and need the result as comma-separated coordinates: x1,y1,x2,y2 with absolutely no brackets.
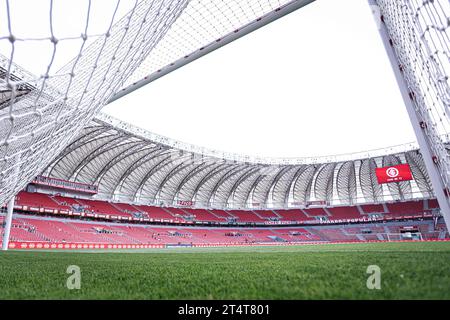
0,242,449,299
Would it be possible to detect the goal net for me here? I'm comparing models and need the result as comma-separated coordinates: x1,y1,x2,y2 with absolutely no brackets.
374,1,450,201
0,0,191,205
385,232,423,242
0,0,307,206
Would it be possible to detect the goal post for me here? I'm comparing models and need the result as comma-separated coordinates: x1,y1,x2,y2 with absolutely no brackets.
107,0,316,104
1,196,15,250
367,0,450,234
385,232,423,242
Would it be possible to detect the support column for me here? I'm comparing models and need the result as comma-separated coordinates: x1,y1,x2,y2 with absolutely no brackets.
2,196,15,250
368,0,450,231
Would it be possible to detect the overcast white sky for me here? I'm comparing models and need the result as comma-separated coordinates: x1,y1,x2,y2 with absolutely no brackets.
103,0,417,158
1,0,418,159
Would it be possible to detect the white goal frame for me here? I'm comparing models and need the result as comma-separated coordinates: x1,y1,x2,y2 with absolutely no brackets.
367,0,450,235
385,232,423,242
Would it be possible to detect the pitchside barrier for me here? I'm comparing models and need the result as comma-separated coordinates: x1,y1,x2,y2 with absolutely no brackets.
4,239,450,250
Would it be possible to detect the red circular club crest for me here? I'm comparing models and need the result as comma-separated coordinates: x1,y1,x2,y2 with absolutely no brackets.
386,167,399,178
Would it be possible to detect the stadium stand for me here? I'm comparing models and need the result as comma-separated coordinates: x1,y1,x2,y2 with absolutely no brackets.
75,199,126,217
386,201,427,217
253,210,280,219
304,208,328,217
272,209,312,222
359,204,386,214
179,209,225,222
11,191,438,225
15,191,65,211
1,214,447,248
51,195,84,209
227,210,266,223
327,206,362,220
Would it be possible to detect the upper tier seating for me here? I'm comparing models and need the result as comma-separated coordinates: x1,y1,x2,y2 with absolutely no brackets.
359,204,385,214
133,205,182,222
227,210,266,222
273,209,312,222
304,208,328,217
327,206,362,220
178,209,225,222
76,199,126,217
51,195,84,208
16,191,66,211
111,203,144,217
253,210,280,219
427,199,439,210
208,210,235,219
11,191,439,225
386,201,424,216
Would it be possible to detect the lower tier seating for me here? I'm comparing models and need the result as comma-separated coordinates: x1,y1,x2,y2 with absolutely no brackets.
1,215,447,246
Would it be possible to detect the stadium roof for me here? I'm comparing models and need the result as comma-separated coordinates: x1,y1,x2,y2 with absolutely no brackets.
42,112,432,209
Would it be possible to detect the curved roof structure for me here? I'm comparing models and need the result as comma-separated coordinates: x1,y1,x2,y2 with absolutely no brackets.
0,0,317,205
43,112,433,210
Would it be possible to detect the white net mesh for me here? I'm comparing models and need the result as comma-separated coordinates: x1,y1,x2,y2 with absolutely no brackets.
376,0,450,194
0,0,310,205
120,0,296,90
0,0,190,205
